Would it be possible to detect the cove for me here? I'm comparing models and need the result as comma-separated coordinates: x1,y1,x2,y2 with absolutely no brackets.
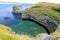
0,13,48,36
0,4,47,36
9,20,47,36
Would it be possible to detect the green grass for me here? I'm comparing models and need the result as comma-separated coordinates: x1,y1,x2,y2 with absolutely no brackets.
0,24,60,40
0,25,35,40
26,2,60,24
0,25,20,40
0,34,19,40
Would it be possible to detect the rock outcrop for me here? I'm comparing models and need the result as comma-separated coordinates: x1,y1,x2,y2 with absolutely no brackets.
12,4,22,14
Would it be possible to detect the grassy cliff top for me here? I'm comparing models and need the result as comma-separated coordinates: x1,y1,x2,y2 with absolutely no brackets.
26,2,60,24
0,25,36,40
0,25,19,40
0,25,60,40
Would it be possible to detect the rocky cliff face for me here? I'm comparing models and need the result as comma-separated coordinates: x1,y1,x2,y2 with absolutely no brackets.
22,13,58,33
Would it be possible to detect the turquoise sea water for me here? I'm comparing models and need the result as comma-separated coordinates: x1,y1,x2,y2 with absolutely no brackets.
10,20,47,36
0,4,47,36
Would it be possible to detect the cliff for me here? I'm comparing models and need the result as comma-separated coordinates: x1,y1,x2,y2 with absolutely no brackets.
25,2,60,24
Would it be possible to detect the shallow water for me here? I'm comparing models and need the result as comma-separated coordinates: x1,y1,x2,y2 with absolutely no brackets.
0,4,47,36
10,20,47,36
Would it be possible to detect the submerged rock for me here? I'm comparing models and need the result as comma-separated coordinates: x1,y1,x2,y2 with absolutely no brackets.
4,16,10,19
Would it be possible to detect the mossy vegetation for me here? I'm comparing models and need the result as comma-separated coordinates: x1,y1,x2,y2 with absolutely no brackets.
26,2,60,24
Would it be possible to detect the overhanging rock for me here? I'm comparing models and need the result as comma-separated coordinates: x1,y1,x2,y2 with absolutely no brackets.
22,13,58,33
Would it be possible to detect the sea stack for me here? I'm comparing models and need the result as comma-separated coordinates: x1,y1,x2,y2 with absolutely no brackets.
12,4,22,14
12,4,22,19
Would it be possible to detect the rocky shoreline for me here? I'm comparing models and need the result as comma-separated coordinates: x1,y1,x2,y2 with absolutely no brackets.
12,4,60,40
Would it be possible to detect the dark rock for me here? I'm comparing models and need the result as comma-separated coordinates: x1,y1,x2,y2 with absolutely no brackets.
4,16,10,19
